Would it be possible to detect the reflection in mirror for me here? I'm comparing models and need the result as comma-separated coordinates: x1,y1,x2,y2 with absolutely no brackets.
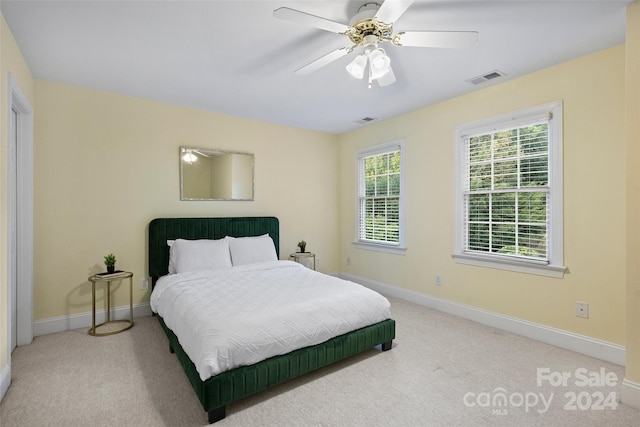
180,147,254,201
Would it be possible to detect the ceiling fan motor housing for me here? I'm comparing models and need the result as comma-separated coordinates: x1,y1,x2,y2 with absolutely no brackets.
347,2,393,46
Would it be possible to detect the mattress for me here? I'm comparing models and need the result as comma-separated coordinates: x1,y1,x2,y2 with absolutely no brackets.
150,260,391,381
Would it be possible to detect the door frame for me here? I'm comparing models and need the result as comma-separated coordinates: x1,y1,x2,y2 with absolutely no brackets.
6,73,34,357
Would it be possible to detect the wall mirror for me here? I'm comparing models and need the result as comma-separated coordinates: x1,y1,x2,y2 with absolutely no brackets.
180,147,254,201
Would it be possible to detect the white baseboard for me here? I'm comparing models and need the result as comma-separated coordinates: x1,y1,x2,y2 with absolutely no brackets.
339,273,625,366
0,362,10,403
622,379,640,410
33,303,153,337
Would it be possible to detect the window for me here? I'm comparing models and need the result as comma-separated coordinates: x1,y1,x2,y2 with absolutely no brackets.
453,102,565,277
355,140,405,253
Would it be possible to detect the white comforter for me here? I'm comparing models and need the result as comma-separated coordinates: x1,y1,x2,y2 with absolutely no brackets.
150,261,391,381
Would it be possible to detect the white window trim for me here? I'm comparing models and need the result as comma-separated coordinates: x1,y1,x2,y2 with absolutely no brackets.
452,101,565,278
354,139,406,254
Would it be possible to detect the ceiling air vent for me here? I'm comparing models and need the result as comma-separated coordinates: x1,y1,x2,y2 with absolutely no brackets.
467,70,506,85
356,117,376,124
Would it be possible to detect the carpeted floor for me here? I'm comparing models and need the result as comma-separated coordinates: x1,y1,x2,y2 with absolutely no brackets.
1,297,639,426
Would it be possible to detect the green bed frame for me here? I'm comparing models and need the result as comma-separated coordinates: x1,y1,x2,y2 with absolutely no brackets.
148,217,396,423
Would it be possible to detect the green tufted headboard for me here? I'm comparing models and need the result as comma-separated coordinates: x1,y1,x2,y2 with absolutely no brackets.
148,217,279,283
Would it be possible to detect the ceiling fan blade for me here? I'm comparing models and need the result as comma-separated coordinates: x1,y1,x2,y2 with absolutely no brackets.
377,66,396,87
394,31,479,48
295,47,351,75
374,0,415,24
273,7,349,34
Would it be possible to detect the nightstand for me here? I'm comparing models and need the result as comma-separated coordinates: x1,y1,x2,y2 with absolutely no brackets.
289,252,316,270
88,271,134,336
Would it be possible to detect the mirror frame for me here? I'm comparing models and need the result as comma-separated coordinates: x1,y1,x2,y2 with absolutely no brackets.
179,146,255,201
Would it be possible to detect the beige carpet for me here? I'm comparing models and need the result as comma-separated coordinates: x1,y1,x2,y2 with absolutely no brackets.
1,297,639,426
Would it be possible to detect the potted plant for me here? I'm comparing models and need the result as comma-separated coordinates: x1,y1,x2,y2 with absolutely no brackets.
297,240,307,253
104,253,117,273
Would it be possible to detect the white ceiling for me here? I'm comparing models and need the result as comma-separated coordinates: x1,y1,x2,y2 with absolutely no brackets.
1,0,631,134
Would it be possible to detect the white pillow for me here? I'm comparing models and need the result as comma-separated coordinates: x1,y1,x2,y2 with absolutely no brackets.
172,238,232,274
167,240,176,274
228,234,277,266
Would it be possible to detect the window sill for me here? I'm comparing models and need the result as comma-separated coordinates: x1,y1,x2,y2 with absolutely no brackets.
451,252,565,278
353,241,406,255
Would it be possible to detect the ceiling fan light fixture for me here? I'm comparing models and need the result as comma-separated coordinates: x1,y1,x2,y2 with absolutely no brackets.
368,48,391,80
346,54,368,79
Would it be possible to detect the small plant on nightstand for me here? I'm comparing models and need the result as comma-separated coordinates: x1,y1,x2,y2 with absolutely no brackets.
297,240,307,253
104,253,117,273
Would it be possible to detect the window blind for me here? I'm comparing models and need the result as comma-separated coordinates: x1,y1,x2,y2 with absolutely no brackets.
463,120,550,261
357,147,401,244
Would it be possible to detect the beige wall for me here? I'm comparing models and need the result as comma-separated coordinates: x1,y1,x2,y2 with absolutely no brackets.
625,1,640,384
0,14,34,377
338,45,627,345
33,80,339,320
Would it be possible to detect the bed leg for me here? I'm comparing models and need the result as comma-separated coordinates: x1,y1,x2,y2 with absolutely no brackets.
169,344,175,354
381,340,393,351
208,406,226,423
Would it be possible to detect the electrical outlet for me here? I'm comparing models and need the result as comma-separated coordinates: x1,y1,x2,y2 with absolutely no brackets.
576,301,588,319
435,275,442,286
140,278,148,290
346,257,351,266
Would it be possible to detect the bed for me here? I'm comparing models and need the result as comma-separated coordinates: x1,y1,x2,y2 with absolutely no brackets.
148,216,396,423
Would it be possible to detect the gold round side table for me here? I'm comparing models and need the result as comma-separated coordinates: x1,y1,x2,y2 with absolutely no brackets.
88,271,134,336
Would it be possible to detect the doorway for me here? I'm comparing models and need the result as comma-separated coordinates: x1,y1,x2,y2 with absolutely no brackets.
6,74,34,358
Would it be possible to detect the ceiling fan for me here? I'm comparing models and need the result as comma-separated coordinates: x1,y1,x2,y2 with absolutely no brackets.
273,0,478,88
